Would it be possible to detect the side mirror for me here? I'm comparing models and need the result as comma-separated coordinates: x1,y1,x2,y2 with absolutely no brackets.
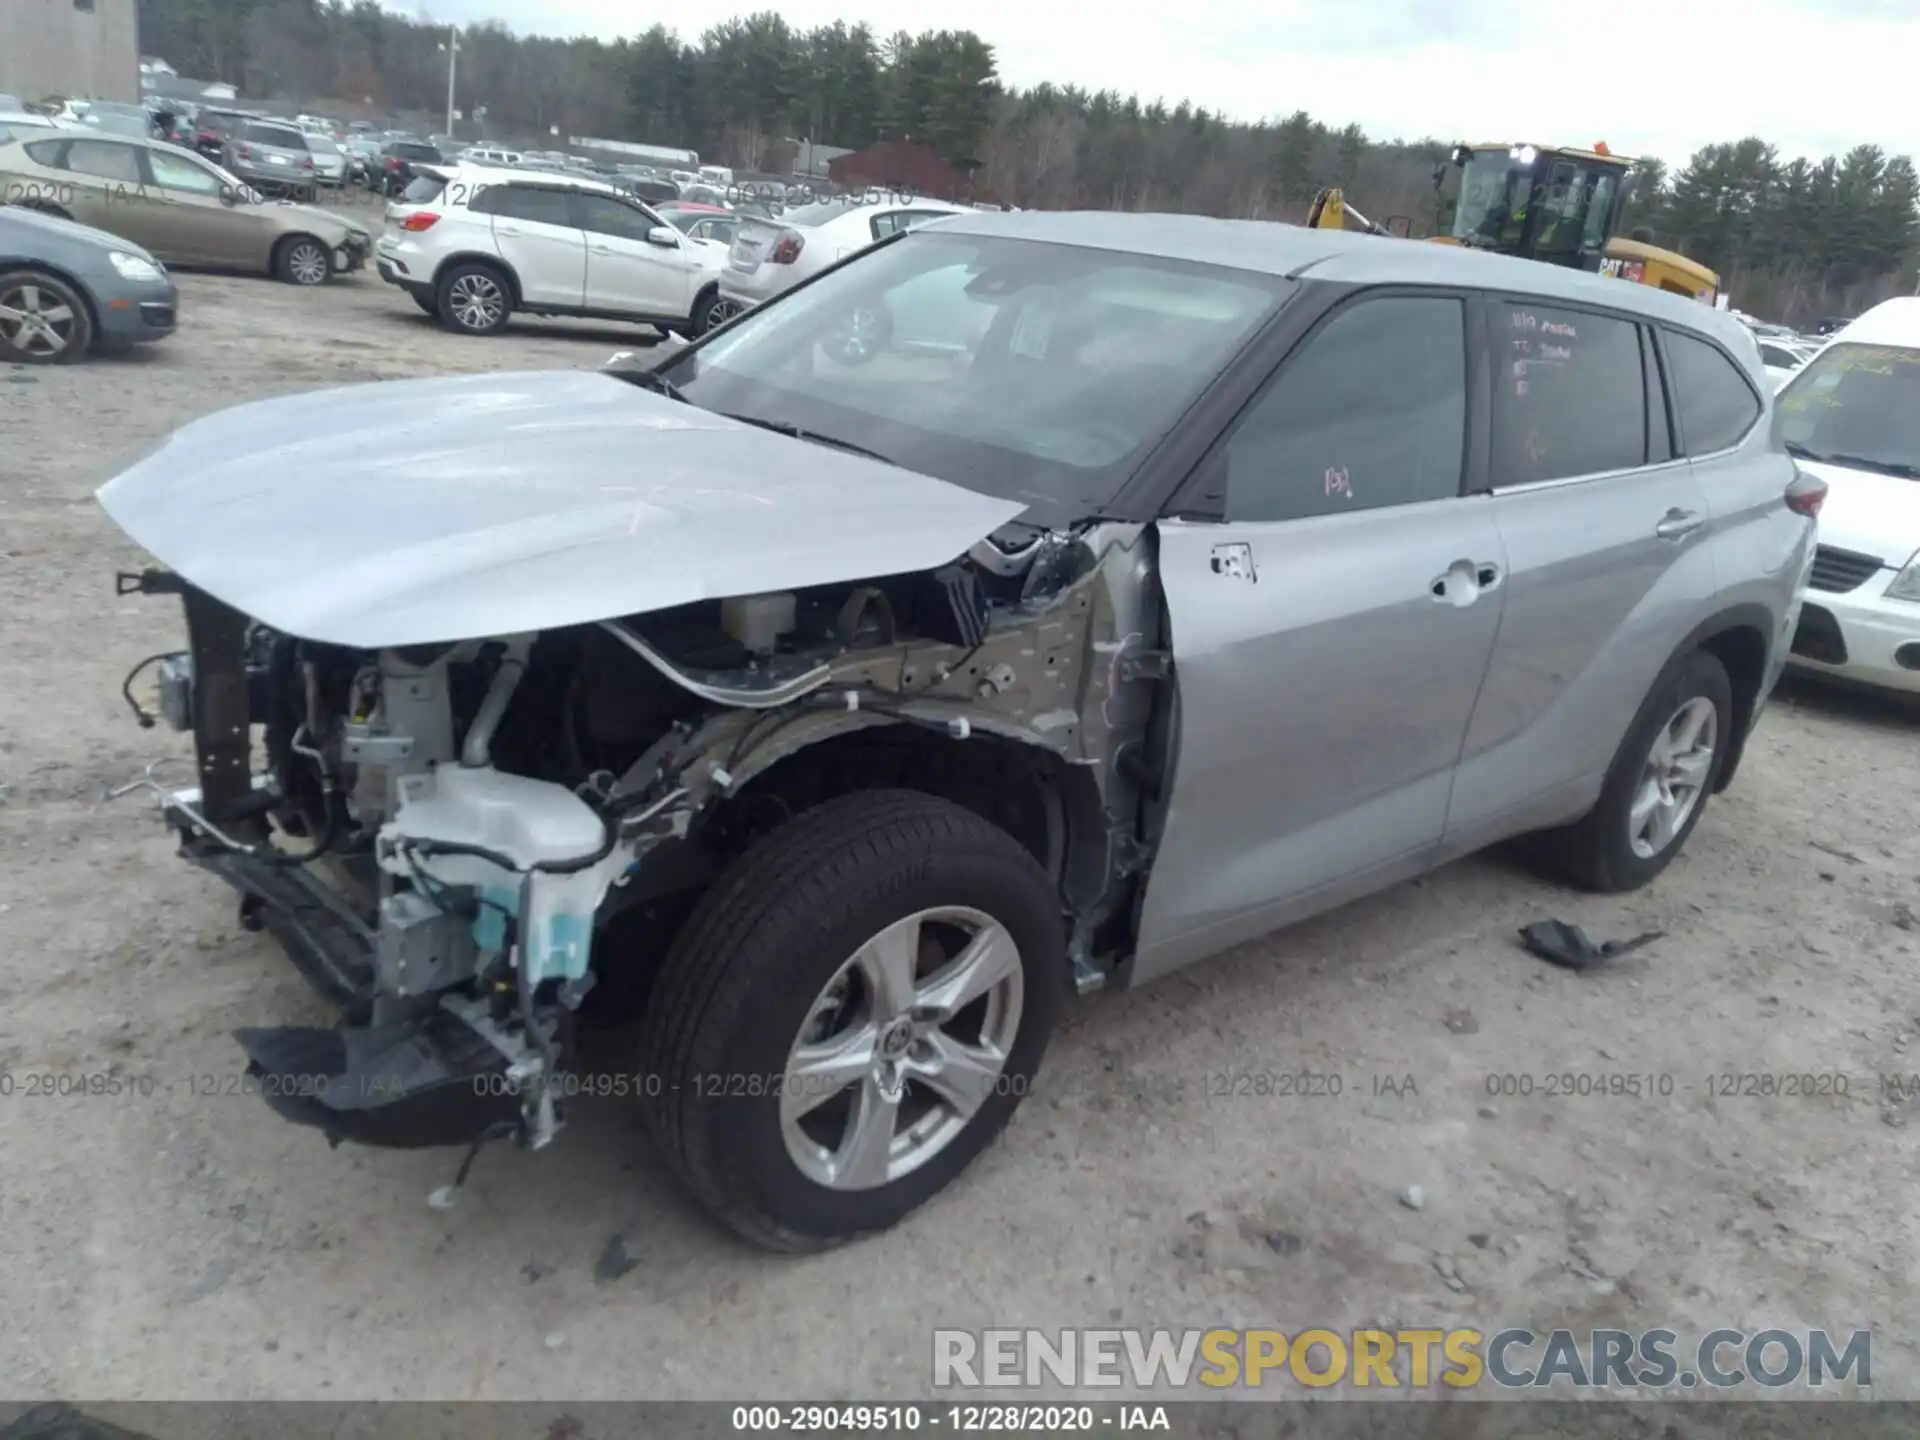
645,225,679,247
218,186,238,207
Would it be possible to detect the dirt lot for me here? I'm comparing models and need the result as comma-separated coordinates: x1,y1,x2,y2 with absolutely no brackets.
2,267,1918,1406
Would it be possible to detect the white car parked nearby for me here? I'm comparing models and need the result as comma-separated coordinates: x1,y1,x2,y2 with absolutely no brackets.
717,195,972,320
374,164,731,338
1779,297,1920,693
1758,337,1813,392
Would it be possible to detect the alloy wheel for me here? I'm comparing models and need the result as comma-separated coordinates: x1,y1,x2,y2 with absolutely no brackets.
287,241,330,285
1628,696,1717,859
0,282,75,358
449,273,505,330
781,906,1024,1191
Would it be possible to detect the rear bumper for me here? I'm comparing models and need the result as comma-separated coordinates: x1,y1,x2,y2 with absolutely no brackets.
1787,579,1920,694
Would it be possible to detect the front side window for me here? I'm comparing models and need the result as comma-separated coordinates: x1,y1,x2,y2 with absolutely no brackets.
1491,302,1647,485
659,231,1290,521
1225,296,1466,523
148,148,223,194
1776,341,1920,479
575,193,659,242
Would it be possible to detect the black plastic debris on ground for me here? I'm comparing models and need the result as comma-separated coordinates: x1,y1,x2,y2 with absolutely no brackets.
1518,919,1664,972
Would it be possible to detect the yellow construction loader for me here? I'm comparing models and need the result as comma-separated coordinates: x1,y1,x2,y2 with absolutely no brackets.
1306,141,1720,304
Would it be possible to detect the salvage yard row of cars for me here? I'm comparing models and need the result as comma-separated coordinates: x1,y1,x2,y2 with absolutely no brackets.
84,200,1920,1253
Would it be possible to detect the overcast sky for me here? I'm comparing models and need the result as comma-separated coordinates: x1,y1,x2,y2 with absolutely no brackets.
394,0,1919,170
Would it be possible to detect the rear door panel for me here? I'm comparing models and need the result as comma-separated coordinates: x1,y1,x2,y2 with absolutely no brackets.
1440,298,1718,857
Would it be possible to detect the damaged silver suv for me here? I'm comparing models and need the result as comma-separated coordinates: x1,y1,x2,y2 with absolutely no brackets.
99,212,1819,1250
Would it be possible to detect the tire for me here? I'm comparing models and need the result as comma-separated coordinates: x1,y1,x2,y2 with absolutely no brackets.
0,268,93,364
274,234,332,286
1545,649,1733,892
690,287,725,337
435,262,512,335
638,790,1065,1252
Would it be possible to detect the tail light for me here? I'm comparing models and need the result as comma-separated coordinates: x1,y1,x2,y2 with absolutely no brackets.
196,130,216,144
1785,469,1827,518
401,212,440,232
236,143,252,159
769,230,804,264
387,156,401,170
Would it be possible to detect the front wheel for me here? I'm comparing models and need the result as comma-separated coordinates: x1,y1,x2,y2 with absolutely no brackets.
1545,648,1733,892
638,790,1065,1251
274,235,332,286
0,269,92,363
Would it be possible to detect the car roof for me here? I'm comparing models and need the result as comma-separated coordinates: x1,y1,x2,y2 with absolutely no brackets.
1827,297,1920,348
931,210,1754,345
423,161,624,197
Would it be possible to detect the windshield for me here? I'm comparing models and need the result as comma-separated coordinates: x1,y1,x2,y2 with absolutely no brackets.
1451,153,1529,247
657,231,1291,521
306,133,340,154
1776,341,1920,478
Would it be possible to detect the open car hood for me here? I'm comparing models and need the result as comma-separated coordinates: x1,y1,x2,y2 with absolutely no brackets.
96,369,1026,648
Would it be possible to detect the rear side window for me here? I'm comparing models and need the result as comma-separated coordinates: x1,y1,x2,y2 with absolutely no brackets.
1225,295,1467,522
478,185,574,227
1666,330,1763,454
63,139,143,183
401,174,445,204
22,140,65,167
1491,301,1646,485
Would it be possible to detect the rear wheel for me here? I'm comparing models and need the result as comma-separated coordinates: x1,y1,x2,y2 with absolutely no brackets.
1544,649,1732,892
638,790,1064,1251
274,234,332,286
0,269,92,364
435,263,512,335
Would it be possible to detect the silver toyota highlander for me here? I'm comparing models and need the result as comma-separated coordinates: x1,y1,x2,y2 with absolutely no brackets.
98,213,1821,1251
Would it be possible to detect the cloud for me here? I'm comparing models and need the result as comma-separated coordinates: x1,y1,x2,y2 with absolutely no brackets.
390,0,1920,169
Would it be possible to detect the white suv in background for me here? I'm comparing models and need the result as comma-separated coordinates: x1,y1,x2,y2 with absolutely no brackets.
717,195,970,319
374,164,730,337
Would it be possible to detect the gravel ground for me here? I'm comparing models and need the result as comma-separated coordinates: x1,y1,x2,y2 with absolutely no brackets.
2,267,1918,1406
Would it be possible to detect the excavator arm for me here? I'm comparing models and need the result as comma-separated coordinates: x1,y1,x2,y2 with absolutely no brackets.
1304,188,1403,238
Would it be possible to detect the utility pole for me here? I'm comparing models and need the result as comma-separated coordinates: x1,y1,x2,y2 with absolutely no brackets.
443,26,458,138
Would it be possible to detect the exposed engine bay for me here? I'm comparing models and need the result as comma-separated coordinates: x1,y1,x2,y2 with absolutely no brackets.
113,523,1170,1163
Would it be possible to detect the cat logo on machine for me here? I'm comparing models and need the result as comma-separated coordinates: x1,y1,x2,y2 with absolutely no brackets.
1600,257,1646,283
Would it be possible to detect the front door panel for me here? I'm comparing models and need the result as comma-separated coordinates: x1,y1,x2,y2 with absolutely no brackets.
1132,500,1508,983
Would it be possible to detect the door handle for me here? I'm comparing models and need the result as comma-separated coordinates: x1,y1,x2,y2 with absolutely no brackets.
1655,509,1706,541
590,245,615,255
496,225,523,236
1430,559,1501,606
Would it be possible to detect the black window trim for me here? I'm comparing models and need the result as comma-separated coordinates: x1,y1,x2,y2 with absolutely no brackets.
1654,321,1766,461
567,188,670,240
1474,290,1687,496
1161,281,1485,522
